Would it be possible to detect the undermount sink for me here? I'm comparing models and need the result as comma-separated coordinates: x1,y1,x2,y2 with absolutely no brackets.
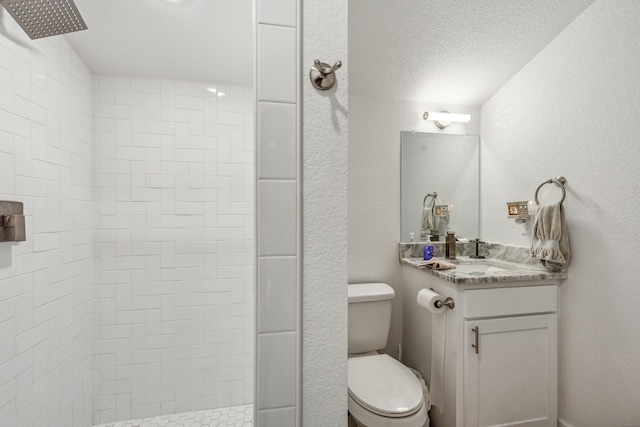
446,258,531,276
452,263,511,275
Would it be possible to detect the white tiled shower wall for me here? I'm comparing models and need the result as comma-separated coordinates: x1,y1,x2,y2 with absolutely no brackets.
1,15,254,426
92,77,254,424
0,3,305,425
255,0,301,425
0,16,94,427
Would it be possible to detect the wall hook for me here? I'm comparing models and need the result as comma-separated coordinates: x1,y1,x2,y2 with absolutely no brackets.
310,59,342,90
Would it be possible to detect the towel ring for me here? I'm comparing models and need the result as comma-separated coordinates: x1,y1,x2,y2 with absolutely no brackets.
535,176,567,205
423,192,437,208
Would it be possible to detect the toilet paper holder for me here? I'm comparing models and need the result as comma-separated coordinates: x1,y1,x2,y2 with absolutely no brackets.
430,288,455,309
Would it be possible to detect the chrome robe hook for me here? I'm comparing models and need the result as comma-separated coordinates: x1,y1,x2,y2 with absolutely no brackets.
309,59,342,90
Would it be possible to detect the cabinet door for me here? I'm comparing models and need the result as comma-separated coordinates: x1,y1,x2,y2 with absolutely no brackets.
463,314,557,427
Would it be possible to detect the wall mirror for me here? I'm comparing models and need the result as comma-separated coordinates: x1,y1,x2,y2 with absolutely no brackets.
401,132,479,242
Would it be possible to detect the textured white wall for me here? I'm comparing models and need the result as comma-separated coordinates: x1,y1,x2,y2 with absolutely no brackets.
348,93,480,359
302,0,349,425
92,76,254,423
0,15,94,427
348,0,595,106
481,0,640,425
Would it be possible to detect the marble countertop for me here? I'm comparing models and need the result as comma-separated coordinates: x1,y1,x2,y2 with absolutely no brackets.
400,256,567,285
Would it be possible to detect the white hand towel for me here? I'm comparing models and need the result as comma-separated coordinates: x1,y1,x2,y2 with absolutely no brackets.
430,308,447,415
421,207,435,231
530,202,570,271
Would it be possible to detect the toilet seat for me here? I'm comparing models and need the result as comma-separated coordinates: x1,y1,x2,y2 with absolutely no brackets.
348,354,424,418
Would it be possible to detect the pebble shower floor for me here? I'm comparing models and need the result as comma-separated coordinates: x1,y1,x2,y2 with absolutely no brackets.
94,405,253,427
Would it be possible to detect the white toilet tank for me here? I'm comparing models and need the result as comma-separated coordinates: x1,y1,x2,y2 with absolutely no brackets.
348,283,394,354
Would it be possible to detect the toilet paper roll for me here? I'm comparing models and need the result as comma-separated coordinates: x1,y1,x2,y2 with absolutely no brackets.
417,288,446,314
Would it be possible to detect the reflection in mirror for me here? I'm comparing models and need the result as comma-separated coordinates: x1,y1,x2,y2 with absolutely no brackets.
401,132,479,242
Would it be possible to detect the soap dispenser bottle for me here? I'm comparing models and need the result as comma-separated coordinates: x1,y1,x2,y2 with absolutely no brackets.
423,235,434,260
445,231,456,259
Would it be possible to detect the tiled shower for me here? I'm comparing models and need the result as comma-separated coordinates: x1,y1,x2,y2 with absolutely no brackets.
0,34,254,427
0,0,303,424
0,28,95,426
91,77,254,423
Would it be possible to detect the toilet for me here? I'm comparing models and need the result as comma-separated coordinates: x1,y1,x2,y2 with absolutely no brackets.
348,283,429,427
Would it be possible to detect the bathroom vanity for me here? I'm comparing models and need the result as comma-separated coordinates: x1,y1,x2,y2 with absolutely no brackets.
400,245,566,427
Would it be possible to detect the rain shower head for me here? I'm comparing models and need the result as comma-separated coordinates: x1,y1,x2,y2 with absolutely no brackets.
0,0,87,40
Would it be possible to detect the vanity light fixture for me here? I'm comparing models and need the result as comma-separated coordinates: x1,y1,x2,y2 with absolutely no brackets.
423,111,472,129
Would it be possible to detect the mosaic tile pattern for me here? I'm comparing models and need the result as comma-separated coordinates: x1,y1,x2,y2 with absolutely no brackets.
94,405,253,427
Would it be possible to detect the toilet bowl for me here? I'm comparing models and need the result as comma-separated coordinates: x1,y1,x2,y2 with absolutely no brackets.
348,283,429,427
348,353,428,427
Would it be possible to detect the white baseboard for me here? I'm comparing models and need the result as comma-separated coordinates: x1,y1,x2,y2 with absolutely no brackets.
558,419,573,427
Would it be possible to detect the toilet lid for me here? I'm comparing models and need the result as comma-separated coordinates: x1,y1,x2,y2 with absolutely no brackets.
348,354,424,417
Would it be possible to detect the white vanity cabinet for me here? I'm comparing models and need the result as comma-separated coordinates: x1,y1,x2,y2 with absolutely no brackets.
401,262,562,427
462,286,558,427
